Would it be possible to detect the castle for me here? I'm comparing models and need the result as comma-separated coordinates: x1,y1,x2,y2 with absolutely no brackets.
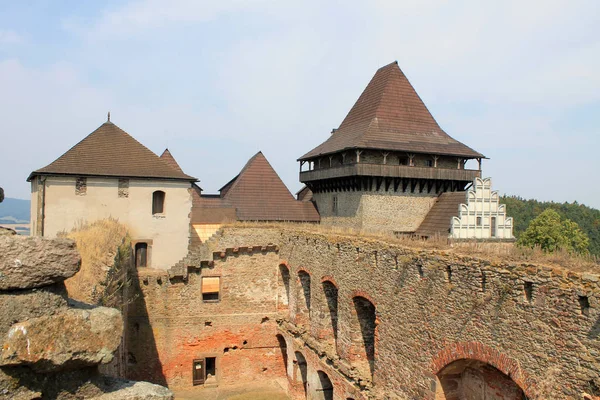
30,63,599,400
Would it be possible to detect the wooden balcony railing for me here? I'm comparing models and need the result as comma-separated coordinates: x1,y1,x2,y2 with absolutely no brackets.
300,163,481,182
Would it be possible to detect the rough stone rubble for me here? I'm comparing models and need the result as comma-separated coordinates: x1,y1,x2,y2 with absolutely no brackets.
0,212,173,400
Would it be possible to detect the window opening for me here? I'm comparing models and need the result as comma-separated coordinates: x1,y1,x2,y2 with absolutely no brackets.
491,216,497,237
118,179,129,198
332,195,338,215
152,190,165,214
426,159,433,167
524,281,533,303
476,216,482,227
75,177,87,196
205,357,216,383
135,243,147,268
579,296,590,316
202,277,220,302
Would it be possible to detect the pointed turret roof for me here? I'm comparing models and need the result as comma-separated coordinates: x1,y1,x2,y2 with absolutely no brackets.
220,152,319,222
299,61,483,160
28,121,196,181
160,148,185,173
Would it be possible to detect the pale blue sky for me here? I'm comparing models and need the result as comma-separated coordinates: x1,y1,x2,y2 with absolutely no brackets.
1,1,599,208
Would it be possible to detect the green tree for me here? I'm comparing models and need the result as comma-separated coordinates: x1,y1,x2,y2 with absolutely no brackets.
517,209,589,254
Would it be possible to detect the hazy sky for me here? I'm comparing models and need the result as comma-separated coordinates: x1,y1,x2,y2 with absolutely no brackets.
1,1,599,208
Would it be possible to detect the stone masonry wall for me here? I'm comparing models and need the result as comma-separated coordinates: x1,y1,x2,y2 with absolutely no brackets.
125,245,287,390
314,191,436,234
178,227,600,400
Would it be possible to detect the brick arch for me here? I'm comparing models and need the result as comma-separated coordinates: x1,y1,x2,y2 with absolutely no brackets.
279,260,289,268
320,275,339,287
430,341,535,397
297,266,312,276
349,289,377,307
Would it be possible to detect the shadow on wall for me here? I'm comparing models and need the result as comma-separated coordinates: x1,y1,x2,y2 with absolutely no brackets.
123,269,168,386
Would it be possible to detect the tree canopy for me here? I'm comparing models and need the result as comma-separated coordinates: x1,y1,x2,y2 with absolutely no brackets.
516,209,589,254
501,195,600,256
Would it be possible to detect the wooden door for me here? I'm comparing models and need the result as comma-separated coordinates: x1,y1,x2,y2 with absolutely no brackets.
193,359,205,385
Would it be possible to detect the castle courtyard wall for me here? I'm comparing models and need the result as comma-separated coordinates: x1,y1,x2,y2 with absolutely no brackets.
127,227,600,399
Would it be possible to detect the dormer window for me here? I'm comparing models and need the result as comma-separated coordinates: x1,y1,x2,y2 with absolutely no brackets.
152,191,165,215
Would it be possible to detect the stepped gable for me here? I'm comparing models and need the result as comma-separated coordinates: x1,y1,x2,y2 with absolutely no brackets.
220,152,320,222
28,121,196,181
415,191,466,237
159,148,185,173
299,61,483,160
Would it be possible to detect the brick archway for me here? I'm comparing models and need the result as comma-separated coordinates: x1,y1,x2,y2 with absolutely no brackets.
430,342,535,398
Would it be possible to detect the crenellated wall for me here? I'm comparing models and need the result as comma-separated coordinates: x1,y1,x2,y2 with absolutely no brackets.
126,226,600,399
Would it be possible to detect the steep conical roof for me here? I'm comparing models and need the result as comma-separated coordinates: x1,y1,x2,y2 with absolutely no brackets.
160,148,185,173
29,121,196,181
299,61,483,160
221,152,319,221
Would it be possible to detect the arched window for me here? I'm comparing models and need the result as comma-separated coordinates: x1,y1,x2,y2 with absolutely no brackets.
152,191,165,214
322,280,338,344
297,271,311,324
351,296,376,378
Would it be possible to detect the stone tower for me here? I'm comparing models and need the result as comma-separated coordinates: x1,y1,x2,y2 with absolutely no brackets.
298,61,485,234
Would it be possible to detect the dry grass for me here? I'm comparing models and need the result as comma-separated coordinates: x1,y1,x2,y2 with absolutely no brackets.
224,221,600,274
61,218,130,304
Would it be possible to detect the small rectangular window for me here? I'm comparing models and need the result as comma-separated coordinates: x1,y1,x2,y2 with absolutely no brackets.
152,191,165,214
75,177,87,196
118,179,129,198
491,217,497,237
332,196,338,215
202,277,220,302
476,216,482,227
426,160,433,167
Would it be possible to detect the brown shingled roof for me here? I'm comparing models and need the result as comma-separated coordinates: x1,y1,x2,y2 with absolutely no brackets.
28,121,196,181
415,191,466,237
221,152,320,222
160,148,185,173
299,61,483,160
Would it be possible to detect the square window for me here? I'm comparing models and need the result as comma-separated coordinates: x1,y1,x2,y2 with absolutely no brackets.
202,277,220,302
426,160,433,167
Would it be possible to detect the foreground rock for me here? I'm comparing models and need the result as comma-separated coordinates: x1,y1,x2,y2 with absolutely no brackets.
0,367,173,400
0,283,68,335
0,307,122,372
0,235,81,290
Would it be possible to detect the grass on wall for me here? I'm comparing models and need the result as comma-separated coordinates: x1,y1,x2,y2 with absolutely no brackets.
60,218,132,306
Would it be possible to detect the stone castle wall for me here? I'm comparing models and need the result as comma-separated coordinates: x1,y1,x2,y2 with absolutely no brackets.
313,190,436,234
126,226,600,399
125,245,287,389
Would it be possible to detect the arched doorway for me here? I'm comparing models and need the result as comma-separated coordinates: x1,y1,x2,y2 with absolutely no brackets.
436,359,526,399
294,351,308,396
309,370,333,400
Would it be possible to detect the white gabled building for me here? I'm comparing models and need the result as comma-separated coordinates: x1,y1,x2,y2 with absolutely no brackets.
27,117,198,270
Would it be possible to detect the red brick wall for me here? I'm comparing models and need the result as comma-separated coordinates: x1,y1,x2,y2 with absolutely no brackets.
125,250,286,389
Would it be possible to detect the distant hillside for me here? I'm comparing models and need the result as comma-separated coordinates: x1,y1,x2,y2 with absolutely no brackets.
0,197,30,224
501,195,600,256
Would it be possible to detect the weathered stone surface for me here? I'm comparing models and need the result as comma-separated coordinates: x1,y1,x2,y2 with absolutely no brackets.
0,307,122,372
0,367,173,400
0,283,68,335
90,379,174,400
0,235,81,290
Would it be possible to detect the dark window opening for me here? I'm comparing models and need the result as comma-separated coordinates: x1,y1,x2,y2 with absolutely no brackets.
446,266,453,283
579,296,590,316
298,271,311,313
417,264,424,278
491,216,497,237
205,357,216,379
332,195,338,215
399,156,408,166
353,296,376,378
202,277,220,302
135,243,147,268
152,190,165,214
524,281,533,303
317,370,334,400
322,281,338,343
426,159,433,167
481,271,487,292
279,265,290,310
476,216,482,227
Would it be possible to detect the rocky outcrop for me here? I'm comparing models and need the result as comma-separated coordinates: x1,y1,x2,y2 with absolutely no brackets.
0,234,173,399
1,307,123,372
0,235,81,290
